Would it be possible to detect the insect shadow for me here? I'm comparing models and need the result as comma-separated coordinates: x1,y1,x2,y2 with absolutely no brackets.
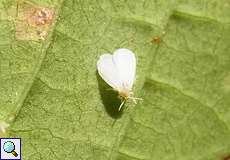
96,72,123,119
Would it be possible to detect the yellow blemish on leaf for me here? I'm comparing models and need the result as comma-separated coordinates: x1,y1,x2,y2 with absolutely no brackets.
0,121,10,137
223,74,230,92
15,1,55,41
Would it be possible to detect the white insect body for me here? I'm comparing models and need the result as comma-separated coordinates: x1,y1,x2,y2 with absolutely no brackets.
97,48,140,111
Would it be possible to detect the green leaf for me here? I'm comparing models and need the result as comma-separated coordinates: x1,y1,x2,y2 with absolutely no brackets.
1,0,230,159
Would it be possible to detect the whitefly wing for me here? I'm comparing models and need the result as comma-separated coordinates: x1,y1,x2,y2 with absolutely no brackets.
113,48,136,90
97,54,122,90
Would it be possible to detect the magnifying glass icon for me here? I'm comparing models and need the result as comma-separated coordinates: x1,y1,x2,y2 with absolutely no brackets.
3,141,18,157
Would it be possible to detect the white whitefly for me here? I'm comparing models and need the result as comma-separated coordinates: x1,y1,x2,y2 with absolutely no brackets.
97,48,141,110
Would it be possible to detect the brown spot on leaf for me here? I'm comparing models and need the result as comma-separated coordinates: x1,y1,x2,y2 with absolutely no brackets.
223,154,230,160
15,1,55,41
29,8,54,26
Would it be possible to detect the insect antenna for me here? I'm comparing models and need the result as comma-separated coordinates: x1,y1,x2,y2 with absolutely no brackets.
128,97,143,104
118,100,126,111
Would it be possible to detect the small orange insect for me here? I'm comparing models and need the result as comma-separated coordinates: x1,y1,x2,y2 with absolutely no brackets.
150,31,165,45
151,36,161,44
